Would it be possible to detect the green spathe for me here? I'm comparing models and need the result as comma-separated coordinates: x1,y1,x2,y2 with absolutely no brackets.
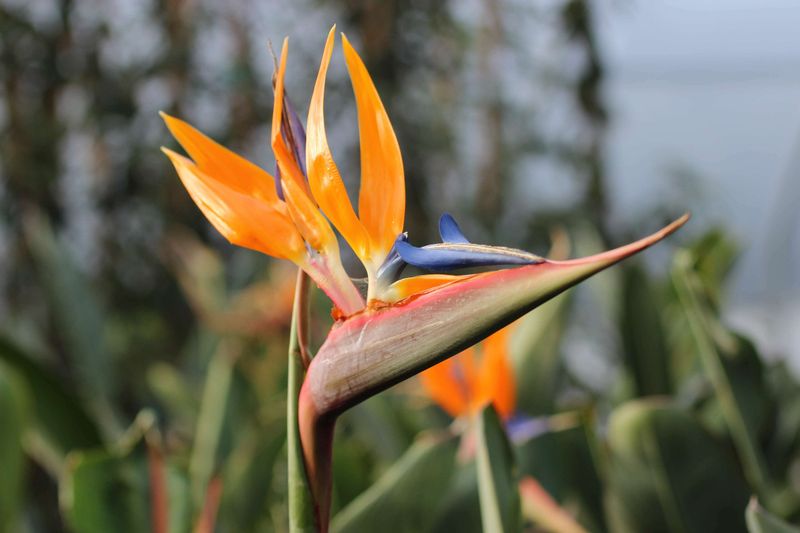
297,214,688,531
303,214,689,417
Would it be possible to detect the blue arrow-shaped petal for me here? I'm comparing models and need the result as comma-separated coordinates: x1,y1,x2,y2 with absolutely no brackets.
439,213,471,244
395,238,544,272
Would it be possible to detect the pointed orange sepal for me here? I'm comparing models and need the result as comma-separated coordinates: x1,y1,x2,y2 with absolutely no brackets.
306,27,370,262
342,33,405,263
386,274,468,302
161,113,282,208
280,173,338,254
162,148,304,261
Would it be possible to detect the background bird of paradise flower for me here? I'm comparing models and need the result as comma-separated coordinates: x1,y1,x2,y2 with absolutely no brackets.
1,1,800,533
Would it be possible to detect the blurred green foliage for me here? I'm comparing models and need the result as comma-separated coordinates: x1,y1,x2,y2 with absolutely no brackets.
1,0,799,532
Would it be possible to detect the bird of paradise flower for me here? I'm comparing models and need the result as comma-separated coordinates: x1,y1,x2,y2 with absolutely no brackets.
161,26,688,532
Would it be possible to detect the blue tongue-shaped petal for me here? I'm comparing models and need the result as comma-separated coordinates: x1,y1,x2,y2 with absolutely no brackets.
395,238,544,272
283,94,307,176
274,165,285,200
376,235,407,281
274,94,308,201
439,213,470,243
379,214,544,276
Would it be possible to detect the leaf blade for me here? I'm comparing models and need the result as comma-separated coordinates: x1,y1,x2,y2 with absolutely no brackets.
746,498,800,533
332,434,457,533
476,405,521,533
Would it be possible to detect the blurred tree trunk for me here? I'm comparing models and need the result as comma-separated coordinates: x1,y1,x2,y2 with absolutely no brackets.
475,0,506,229
562,0,610,241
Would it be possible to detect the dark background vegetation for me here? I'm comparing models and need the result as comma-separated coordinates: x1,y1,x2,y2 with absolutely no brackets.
1,0,799,531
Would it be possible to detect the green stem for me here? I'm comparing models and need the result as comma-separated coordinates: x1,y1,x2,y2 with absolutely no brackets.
672,251,769,496
474,412,505,533
190,338,237,508
288,270,317,532
473,405,521,533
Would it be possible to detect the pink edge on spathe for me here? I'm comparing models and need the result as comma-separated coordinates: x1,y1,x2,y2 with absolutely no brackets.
297,213,688,531
303,213,689,417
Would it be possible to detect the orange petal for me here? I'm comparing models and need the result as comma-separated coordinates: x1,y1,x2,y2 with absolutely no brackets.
271,38,312,197
163,148,304,261
280,174,337,253
386,274,468,302
478,327,516,419
270,37,289,147
419,353,471,418
459,349,480,409
306,27,370,261
161,113,281,208
342,33,405,262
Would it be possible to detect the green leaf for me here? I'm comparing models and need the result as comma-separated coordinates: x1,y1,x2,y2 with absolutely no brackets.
606,399,750,533
672,250,771,495
331,392,428,513
515,412,606,532
0,361,29,533
218,424,286,532
687,229,739,311
287,271,316,532
62,451,150,533
23,212,119,435
765,363,800,479
146,362,198,435
0,335,101,474
476,405,521,533
429,462,481,533
60,413,191,533
511,292,571,414
189,338,239,508
620,264,671,396
331,434,458,533
746,498,800,533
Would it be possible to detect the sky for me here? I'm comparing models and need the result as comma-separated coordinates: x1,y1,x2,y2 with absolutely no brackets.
595,0,800,369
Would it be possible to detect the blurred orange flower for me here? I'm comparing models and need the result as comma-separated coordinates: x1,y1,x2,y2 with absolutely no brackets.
419,324,516,420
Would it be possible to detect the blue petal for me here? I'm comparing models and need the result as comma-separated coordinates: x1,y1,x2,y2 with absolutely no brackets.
377,234,408,281
283,94,307,176
274,164,285,201
274,94,308,202
439,213,470,244
395,238,544,272
505,415,552,444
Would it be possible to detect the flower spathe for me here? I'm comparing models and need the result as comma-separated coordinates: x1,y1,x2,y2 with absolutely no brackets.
301,214,689,417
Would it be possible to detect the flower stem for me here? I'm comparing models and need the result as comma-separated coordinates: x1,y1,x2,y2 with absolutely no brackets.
190,339,238,508
287,270,317,532
303,257,364,316
671,252,770,498
298,390,336,532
